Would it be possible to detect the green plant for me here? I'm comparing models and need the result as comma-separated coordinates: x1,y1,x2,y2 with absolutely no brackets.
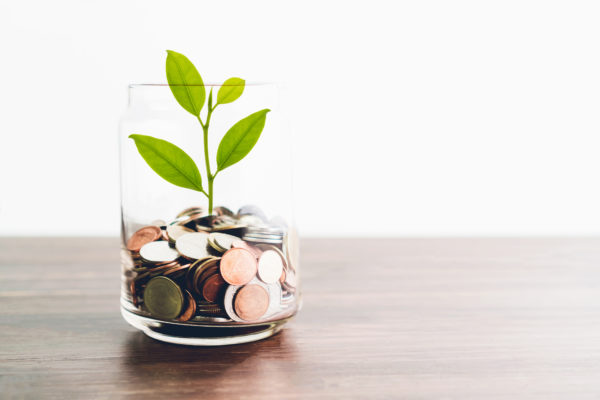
129,50,270,215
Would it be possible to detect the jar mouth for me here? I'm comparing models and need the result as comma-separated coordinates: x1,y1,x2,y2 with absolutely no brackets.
128,82,276,88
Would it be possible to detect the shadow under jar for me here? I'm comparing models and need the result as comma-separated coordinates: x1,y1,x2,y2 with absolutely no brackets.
119,83,300,346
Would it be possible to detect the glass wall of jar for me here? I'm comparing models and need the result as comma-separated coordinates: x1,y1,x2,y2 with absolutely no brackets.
119,83,299,345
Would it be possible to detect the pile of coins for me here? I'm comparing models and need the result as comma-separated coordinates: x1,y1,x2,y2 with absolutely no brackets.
123,205,298,323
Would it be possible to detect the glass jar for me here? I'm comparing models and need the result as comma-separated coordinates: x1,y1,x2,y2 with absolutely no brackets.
119,83,300,345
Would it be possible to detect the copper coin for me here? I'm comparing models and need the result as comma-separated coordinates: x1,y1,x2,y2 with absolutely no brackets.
192,258,220,294
126,226,162,252
196,265,219,290
177,290,197,322
163,263,190,277
232,239,263,258
130,280,138,307
220,248,257,285
202,273,227,303
233,284,269,321
185,257,211,292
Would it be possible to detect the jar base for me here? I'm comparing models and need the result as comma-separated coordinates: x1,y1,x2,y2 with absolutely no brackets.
121,306,289,346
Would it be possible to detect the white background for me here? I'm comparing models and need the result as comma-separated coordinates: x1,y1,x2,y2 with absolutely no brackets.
1,0,600,237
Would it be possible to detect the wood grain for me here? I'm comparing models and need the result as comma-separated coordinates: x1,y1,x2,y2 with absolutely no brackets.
2,238,600,399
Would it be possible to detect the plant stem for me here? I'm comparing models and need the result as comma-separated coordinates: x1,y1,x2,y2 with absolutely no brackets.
199,103,216,215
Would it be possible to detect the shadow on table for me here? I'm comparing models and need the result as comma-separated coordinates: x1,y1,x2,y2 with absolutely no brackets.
118,328,299,392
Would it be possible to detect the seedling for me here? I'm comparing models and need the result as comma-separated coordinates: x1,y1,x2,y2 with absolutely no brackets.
129,50,270,215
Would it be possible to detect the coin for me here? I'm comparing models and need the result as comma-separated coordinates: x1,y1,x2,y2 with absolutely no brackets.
163,263,190,278
176,206,206,219
231,239,263,258
139,241,179,263
209,232,239,253
242,236,283,245
206,235,225,254
125,204,300,324
175,232,210,260
246,225,285,235
177,290,197,322
202,273,227,303
143,276,184,319
223,285,245,322
265,282,283,317
192,258,220,295
238,214,265,227
130,280,139,307
195,265,219,294
234,284,269,321
197,300,228,318
213,206,234,217
185,256,214,292
220,248,257,285
237,205,267,222
127,226,162,252
166,224,194,242
257,250,284,284
210,215,245,231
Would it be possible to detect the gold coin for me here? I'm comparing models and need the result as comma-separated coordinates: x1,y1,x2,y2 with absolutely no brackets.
143,276,184,320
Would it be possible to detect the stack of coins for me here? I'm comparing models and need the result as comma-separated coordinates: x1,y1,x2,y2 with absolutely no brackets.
124,205,298,323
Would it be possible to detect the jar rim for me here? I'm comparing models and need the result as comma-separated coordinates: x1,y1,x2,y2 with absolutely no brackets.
128,82,277,88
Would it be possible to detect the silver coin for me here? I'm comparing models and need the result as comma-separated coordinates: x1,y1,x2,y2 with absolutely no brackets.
166,224,194,242
176,206,206,219
256,244,287,265
243,232,284,239
242,236,283,245
222,285,245,322
237,204,267,221
210,232,239,252
213,206,234,217
242,237,283,245
264,282,282,317
175,232,210,260
257,250,284,284
238,214,265,227
206,236,225,254
212,215,237,226
211,224,246,232
139,241,179,263
245,225,285,235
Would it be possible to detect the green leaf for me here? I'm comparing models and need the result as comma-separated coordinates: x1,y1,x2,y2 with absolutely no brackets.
216,109,270,172
165,50,205,116
129,134,203,192
217,78,245,105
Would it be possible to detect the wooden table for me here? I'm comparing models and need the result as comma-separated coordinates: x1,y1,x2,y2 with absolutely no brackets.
2,238,600,399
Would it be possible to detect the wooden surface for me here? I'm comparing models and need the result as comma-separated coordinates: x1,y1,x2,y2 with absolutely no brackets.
2,238,600,399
